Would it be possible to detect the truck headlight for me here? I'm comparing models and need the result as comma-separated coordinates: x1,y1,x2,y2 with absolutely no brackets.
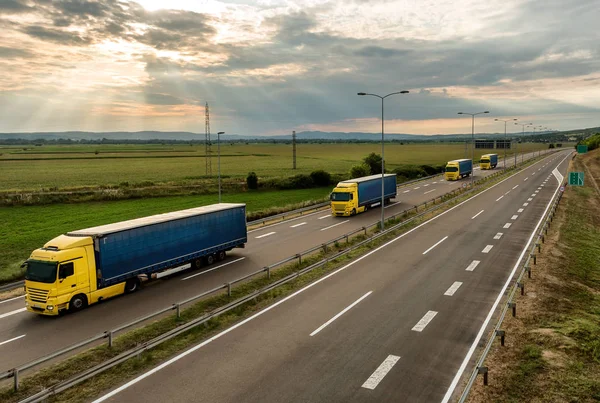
47,305,54,311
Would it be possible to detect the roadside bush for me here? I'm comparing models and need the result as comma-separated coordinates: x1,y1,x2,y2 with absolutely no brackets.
310,170,331,186
419,164,440,176
392,165,427,179
363,152,383,174
277,174,314,190
247,172,258,189
350,164,370,178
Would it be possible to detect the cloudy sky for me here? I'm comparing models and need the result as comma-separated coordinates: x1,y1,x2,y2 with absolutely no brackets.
1,0,599,136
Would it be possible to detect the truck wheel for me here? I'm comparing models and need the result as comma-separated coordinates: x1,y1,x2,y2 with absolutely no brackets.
205,254,215,265
125,278,140,293
217,251,226,261
351,208,356,216
193,258,202,269
69,294,87,312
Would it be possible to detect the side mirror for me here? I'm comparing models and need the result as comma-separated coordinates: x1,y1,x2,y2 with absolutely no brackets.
20,261,27,269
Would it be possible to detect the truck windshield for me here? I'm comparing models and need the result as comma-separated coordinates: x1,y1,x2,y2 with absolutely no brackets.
481,159,490,163
445,167,458,172
330,192,350,201
25,260,57,284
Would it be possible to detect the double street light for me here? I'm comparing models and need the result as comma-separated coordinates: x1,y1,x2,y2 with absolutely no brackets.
494,118,517,169
457,111,489,185
358,90,410,231
217,131,225,203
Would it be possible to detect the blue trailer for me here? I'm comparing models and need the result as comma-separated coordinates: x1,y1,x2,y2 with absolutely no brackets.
67,203,247,288
330,174,397,216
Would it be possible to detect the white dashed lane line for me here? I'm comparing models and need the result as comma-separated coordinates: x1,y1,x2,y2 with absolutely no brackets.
255,232,276,239
411,311,438,332
465,260,480,271
444,282,463,296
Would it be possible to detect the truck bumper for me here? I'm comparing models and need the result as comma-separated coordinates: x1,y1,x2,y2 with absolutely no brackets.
25,298,67,316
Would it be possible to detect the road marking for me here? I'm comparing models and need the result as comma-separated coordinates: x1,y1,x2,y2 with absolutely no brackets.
182,257,246,280
320,220,349,231
0,296,23,305
495,195,504,202
503,223,512,228
403,190,410,193
384,202,400,209
493,233,503,240
310,291,372,337
92,156,553,403
471,210,484,219
505,190,511,195
532,172,536,175
465,260,481,271
0,308,26,320
442,151,572,403
424,189,436,194
290,222,307,228
482,245,494,253
255,231,276,239
511,215,519,220
422,236,448,255
531,193,536,197
444,282,463,296
528,198,533,201
518,208,524,213
247,209,326,233
423,184,430,187
537,187,542,190
318,215,330,220
0,334,26,347
433,181,438,184
361,355,401,390
524,177,528,181
414,187,421,190
523,202,529,206
412,310,438,332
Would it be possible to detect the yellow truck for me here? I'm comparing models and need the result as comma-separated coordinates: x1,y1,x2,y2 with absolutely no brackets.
330,174,397,216
24,204,247,315
479,153,498,170
444,159,473,181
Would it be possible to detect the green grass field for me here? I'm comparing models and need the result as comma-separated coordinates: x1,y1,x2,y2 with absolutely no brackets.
0,143,551,191
0,187,330,283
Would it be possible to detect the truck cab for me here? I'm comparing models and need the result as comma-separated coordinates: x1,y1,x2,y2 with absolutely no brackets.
330,183,362,216
444,161,461,181
24,235,123,315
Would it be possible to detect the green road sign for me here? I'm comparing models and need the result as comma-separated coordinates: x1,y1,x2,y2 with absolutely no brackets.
577,145,588,154
568,172,584,186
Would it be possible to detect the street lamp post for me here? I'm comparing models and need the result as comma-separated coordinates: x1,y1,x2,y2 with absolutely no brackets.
358,90,410,230
458,111,490,185
494,118,517,169
515,122,532,166
217,131,224,203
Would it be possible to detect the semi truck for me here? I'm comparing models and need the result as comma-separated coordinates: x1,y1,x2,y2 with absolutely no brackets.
445,159,473,181
23,203,247,315
330,174,397,216
480,154,498,170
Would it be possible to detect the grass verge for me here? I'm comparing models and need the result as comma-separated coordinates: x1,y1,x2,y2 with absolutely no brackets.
0,153,551,403
467,149,600,403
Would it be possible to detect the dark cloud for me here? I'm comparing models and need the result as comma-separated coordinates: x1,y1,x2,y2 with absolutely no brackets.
0,0,32,14
353,46,409,58
23,25,91,45
0,46,35,58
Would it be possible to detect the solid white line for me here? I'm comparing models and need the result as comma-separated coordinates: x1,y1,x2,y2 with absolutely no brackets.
93,155,555,403
310,291,372,337
482,245,493,253
361,355,401,390
403,190,410,193
512,185,519,189
495,195,504,202
412,310,438,332
181,257,246,280
0,308,26,320
290,222,307,228
318,215,330,220
255,231,276,239
384,202,400,209
320,220,349,231
523,202,529,206
442,151,571,403
465,260,480,271
493,233,503,240
424,189,436,194
518,208,524,213
471,210,484,219
0,334,26,347
422,236,448,255
511,215,519,220
444,282,463,296
503,223,512,228
0,296,23,305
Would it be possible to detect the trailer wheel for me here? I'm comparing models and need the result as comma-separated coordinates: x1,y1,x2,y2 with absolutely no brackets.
125,278,140,294
205,254,215,265
193,258,202,269
69,294,87,312
217,251,226,261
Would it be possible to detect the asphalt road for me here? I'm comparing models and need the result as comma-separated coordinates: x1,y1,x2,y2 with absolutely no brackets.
90,150,571,403
0,149,554,371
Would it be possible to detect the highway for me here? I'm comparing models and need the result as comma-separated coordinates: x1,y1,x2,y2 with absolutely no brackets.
0,150,553,372
90,150,571,403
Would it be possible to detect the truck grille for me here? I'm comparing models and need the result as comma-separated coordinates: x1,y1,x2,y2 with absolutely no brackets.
333,204,346,212
27,288,49,303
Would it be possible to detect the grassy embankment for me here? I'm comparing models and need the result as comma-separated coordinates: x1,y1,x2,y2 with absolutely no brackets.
0,188,329,284
468,149,600,402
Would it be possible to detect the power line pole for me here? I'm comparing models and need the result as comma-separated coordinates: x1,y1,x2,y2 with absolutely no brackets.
292,130,297,170
205,102,212,176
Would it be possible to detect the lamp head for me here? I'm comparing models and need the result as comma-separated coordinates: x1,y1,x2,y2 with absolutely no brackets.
484,111,490,113
217,131,225,134
357,92,366,96
400,90,409,94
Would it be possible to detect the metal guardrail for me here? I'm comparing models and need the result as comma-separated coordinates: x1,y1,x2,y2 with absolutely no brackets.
1,151,558,401
0,281,24,293
457,181,568,401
